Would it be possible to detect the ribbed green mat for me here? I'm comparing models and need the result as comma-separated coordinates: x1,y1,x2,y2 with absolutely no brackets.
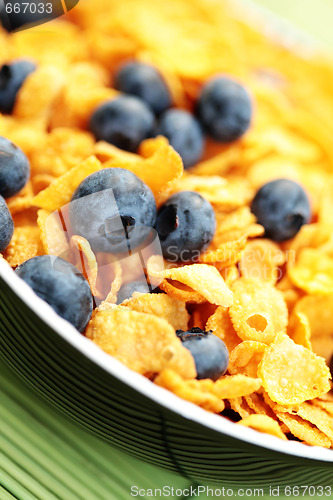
0,361,196,500
0,361,327,500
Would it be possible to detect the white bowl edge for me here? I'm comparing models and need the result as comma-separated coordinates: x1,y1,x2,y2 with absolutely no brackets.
1,259,333,463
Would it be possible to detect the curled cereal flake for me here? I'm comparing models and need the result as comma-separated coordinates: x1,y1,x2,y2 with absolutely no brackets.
199,236,246,266
148,256,233,307
155,371,260,412
258,333,331,405
94,141,139,163
160,280,207,304
86,308,196,379
229,278,288,344
292,295,333,338
311,335,333,365
247,156,301,190
50,63,117,129
289,248,333,295
228,397,254,419
171,175,253,210
275,413,331,448
238,415,287,440
155,370,225,413
87,31,137,71
30,128,95,177
104,137,184,205
213,208,264,246
123,293,189,331
213,375,261,399
239,239,285,285
215,206,257,234
37,209,68,256
206,306,241,352
0,116,47,157
244,393,279,421
32,175,56,194
6,181,34,216
191,148,240,176
312,399,333,417
32,156,102,211
14,65,65,122
70,235,99,297
287,311,312,350
10,22,88,65
3,227,43,267
279,402,333,444
229,341,267,378
98,261,123,309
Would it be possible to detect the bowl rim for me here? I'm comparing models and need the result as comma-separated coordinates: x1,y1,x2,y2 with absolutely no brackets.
1,259,333,463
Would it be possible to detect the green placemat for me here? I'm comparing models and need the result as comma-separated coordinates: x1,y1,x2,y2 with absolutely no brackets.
1,361,328,500
0,361,196,500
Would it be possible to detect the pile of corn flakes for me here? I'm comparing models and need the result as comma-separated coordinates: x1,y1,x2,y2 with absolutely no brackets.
1,0,333,447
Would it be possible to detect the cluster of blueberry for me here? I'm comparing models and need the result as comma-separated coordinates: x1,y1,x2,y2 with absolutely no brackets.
91,61,253,168
0,136,30,252
0,60,37,252
0,58,313,380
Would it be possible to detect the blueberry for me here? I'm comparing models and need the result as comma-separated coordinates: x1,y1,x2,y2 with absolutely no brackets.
251,179,312,242
196,76,252,142
0,195,14,252
114,61,172,115
155,191,215,261
89,96,155,153
15,255,93,332
70,168,157,254
155,109,204,168
176,327,229,381
0,60,37,114
117,280,151,304
0,136,30,198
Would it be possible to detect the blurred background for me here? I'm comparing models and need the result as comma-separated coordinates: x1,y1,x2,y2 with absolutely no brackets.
254,0,333,47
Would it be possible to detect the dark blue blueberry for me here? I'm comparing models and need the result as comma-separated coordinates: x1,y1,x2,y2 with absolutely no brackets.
0,60,37,114
70,168,157,254
89,96,155,153
155,109,204,169
0,195,14,252
196,76,252,142
176,327,229,381
114,61,172,115
117,280,151,304
251,179,312,242
0,136,30,198
155,191,215,261
15,255,93,333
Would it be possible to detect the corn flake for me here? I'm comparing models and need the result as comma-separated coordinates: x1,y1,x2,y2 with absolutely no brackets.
258,333,331,405
238,415,287,440
148,256,233,306
229,341,267,378
86,307,196,379
229,278,288,344
122,293,189,331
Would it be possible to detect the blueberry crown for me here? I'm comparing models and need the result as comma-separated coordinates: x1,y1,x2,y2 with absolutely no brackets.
176,327,212,341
